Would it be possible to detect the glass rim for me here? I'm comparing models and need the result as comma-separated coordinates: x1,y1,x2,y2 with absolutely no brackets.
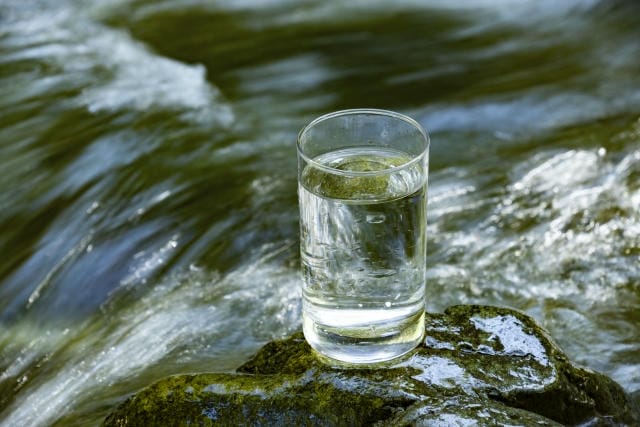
297,108,430,177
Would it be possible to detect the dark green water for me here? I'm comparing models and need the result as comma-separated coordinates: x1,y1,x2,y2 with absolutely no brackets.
0,0,639,425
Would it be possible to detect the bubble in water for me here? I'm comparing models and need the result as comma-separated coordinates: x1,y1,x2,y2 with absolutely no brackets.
366,214,386,223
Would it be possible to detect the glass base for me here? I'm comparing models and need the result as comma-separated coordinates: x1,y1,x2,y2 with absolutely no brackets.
302,309,425,365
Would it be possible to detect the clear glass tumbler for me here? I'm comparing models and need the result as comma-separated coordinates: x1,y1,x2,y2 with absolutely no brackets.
297,109,430,364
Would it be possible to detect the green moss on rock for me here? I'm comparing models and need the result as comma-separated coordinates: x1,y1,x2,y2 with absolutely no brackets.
104,305,640,426
378,394,563,426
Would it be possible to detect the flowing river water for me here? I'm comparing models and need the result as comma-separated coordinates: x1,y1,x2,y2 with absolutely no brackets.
0,0,639,425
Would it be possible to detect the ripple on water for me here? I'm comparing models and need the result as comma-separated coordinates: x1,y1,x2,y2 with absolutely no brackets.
0,242,301,426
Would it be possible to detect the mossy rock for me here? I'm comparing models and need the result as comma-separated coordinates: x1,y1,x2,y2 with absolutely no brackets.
104,305,640,426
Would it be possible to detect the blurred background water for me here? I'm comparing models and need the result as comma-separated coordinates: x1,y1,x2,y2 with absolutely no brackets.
0,0,639,425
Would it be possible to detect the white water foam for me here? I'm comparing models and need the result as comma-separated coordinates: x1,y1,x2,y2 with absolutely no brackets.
427,143,640,299
505,147,640,283
0,0,234,126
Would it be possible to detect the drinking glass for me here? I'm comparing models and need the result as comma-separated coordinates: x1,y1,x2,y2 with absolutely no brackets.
297,109,430,364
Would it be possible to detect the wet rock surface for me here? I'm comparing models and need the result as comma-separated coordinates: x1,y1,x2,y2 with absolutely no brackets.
104,305,639,426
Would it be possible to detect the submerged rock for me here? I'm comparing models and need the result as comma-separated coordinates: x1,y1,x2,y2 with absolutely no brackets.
104,305,639,426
